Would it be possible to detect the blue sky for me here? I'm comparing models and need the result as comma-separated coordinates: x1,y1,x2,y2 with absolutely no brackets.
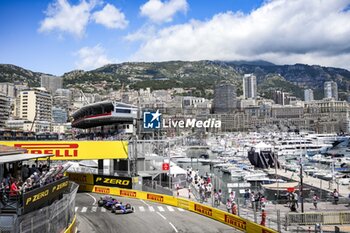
0,0,350,75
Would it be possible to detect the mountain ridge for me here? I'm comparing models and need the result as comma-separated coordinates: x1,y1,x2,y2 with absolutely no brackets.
0,61,349,100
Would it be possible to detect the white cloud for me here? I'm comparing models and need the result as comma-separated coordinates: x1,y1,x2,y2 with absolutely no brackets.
140,0,188,23
131,0,350,69
92,3,128,29
125,24,157,42
38,0,97,38
75,44,114,70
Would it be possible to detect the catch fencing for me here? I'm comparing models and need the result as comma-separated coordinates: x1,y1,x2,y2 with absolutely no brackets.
15,182,78,233
286,211,350,227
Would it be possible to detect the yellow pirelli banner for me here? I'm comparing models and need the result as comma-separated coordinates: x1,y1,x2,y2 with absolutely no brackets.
0,141,128,160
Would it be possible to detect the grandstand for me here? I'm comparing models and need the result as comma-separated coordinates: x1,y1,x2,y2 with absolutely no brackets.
0,145,70,214
71,101,138,129
0,130,71,141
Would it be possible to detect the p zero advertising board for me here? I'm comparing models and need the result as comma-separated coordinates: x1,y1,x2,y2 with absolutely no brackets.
67,172,132,189
93,174,132,189
23,177,69,214
0,141,128,160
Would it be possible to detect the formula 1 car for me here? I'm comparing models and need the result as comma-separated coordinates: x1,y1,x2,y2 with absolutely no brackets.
98,196,118,208
112,203,134,214
105,199,119,210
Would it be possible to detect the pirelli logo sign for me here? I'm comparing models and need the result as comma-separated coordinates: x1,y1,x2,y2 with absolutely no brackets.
0,141,128,160
94,187,110,194
23,177,69,214
68,173,93,184
120,190,137,198
224,215,246,231
14,143,78,158
147,194,164,202
194,204,212,217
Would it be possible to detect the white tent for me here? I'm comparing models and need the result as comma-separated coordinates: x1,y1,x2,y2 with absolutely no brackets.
170,161,187,177
254,142,272,149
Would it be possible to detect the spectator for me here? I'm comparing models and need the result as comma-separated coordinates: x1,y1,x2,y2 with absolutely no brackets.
313,194,319,210
21,164,29,181
33,172,40,183
10,180,19,197
30,164,37,176
229,191,235,203
260,195,267,210
244,189,250,207
214,189,219,206
250,191,255,209
226,199,232,213
333,189,339,205
255,192,262,210
218,189,223,205
231,202,237,215
260,209,267,226
293,191,299,209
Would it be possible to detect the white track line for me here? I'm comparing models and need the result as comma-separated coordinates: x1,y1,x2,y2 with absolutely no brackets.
177,208,185,212
140,199,151,207
156,212,166,220
139,206,145,212
149,206,155,212
75,207,78,212
167,206,175,212
81,207,87,213
85,193,97,206
157,206,165,212
169,222,178,233
101,208,106,212
91,207,97,212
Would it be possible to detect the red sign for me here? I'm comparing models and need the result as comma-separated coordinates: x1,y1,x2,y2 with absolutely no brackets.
162,163,169,171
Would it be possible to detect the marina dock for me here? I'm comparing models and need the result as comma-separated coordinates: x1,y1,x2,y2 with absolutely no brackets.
268,168,350,197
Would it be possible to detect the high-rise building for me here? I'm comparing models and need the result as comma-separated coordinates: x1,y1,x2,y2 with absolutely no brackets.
15,88,52,122
273,90,294,105
41,75,63,93
304,89,314,102
0,93,10,127
0,83,15,98
52,106,68,123
213,83,237,113
243,74,257,99
324,81,338,100
54,89,72,111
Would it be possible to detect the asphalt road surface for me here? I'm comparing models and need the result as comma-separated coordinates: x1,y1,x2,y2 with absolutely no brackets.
75,192,240,233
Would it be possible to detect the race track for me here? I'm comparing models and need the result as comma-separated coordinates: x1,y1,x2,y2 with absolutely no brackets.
75,192,240,233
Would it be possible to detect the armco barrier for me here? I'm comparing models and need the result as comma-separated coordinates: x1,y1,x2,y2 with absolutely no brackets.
64,215,77,233
78,184,277,233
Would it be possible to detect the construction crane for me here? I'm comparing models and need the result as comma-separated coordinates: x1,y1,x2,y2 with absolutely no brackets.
79,89,90,105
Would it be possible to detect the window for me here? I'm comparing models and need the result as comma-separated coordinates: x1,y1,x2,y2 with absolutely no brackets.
115,108,131,114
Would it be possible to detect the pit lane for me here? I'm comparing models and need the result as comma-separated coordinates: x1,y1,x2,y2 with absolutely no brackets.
75,192,240,233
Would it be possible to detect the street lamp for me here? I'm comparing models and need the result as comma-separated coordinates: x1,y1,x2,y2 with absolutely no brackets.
299,135,304,213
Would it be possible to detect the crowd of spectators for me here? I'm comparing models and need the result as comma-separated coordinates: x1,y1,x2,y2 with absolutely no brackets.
0,163,70,203
186,168,214,202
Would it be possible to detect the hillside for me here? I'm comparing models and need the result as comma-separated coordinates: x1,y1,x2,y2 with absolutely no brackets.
1,61,349,100
0,64,46,87
63,61,242,97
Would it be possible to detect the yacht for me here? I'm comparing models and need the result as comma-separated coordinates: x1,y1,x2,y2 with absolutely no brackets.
275,138,332,157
